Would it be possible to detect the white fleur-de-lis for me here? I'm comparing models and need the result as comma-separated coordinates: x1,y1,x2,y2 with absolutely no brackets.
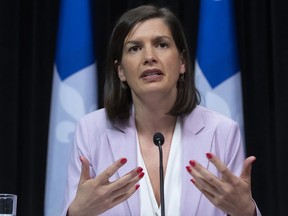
53,64,97,145
56,83,86,144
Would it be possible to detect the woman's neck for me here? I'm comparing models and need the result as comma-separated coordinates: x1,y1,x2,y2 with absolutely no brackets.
132,89,178,137
134,105,177,138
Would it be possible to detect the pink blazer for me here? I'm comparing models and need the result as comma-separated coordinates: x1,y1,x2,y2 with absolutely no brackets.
61,105,261,216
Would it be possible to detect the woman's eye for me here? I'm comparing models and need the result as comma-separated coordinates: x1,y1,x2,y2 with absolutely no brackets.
157,42,168,49
128,46,141,53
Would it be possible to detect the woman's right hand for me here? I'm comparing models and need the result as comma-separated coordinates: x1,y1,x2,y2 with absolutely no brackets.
68,156,144,216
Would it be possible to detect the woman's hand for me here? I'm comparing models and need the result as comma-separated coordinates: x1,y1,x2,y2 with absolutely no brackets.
68,156,144,216
186,153,256,216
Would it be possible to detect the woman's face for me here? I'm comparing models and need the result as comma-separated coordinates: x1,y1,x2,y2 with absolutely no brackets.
117,18,185,103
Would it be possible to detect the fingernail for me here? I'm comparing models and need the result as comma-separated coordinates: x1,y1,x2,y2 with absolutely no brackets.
186,166,192,172
79,156,83,163
191,179,195,184
138,172,145,178
120,158,127,164
135,184,140,190
189,160,196,167
136,167,143,174
206,153,213,159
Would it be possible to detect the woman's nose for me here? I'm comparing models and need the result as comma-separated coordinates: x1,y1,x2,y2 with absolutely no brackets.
143,48,157,65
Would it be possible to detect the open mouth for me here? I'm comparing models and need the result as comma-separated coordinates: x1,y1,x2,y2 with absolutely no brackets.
140,69,163,78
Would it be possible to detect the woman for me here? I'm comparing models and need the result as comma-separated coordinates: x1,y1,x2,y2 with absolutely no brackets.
62,5,261,216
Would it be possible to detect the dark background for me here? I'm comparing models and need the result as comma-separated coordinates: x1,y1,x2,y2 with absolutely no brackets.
1,0,287,215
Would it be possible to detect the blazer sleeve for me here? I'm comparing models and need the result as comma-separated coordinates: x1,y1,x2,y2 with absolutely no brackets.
60,116,93,216
224,123,262,216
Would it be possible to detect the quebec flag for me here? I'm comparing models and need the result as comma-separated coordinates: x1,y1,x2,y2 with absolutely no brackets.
45,0,97,215
195,0,244,134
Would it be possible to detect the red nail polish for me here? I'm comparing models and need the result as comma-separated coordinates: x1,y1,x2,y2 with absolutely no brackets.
138,172,145,178
189,160,196,167
120,158,127,164
136,167,143,174
206,153,213,159
191,179,195,184
186,166,192,172
135,184,140,190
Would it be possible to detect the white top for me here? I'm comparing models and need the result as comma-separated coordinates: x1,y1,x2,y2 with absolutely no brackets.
137,118,182,216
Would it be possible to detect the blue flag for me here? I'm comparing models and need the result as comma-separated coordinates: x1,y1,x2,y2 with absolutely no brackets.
45,0,97,215
195,0,244,134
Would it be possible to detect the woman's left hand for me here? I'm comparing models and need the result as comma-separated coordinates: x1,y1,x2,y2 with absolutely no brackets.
186,153,256,216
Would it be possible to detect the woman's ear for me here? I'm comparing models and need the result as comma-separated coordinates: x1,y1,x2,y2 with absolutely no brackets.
180,51,186,74
115,60,126,81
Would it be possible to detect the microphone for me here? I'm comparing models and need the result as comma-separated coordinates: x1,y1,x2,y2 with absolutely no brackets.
153,132,165,216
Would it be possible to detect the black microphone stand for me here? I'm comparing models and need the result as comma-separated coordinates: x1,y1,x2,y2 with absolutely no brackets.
158,141,165,216
153,132,165,216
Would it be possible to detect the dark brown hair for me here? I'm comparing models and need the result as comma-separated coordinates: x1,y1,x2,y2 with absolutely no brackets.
104,5,200,122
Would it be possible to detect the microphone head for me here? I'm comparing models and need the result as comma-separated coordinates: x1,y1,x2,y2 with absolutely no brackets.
153,132,165,146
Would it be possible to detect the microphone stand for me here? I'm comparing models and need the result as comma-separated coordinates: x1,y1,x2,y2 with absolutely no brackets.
157,141,165,216
153,132,165,216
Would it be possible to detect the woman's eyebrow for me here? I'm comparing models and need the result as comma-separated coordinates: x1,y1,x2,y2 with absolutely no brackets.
124,35,172,46
124,40,142,47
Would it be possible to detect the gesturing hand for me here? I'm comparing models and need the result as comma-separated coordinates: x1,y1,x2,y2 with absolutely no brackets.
186,153,256,216
68,156,144,216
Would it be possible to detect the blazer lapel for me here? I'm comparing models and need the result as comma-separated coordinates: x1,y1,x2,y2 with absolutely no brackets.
106,114,140,215
180,109,215,215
